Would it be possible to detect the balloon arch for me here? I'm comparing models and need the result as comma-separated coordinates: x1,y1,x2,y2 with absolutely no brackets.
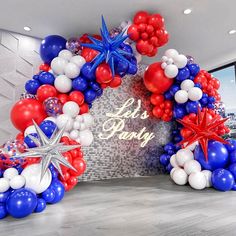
0,11,235,220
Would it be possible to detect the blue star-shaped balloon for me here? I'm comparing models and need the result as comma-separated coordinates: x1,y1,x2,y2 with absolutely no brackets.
81,16,135,76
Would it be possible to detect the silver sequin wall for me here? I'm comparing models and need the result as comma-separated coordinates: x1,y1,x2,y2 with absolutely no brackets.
80,65,172,181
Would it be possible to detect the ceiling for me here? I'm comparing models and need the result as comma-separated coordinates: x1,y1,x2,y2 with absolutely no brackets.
0,0,236,70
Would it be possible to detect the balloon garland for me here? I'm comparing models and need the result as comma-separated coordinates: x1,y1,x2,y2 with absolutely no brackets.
0,11,169,219
144,49,235,191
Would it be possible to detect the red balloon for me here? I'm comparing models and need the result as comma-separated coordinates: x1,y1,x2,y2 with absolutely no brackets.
69,91,84,105
152,106,164,118
37,85,57,102
81,47,98,62
133,11,149,24
127,25,139,41
136,40,153,55
11,98,47,132
96,63,113,84
150,94,164,105
148,14,164,29
39,63,50,72
58,93,69,105
109,75,122,88
67,176,78,186
144,62,173,93
79,103,89,114
16,133,24,142
61,152,73,173
69,158,86,176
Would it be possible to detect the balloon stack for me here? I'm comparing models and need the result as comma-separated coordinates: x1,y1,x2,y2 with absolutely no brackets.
147,49,235,192
128,11,169,57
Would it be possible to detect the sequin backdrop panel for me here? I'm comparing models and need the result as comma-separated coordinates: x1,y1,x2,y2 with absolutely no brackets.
80,65,172,181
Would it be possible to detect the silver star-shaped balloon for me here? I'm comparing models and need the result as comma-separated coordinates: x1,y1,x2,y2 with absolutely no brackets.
19,120,79,180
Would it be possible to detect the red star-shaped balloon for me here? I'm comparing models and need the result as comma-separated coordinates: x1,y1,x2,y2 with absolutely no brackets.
177,109,228,161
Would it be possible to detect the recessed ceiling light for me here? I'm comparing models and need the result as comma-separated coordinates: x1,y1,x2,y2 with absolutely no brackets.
23,26,31,32
228,29,236,35
183,9,192,15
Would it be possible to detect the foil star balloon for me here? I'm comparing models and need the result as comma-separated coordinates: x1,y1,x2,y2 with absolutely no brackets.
81,15,134,76
178,109,228,161
18,120,78,180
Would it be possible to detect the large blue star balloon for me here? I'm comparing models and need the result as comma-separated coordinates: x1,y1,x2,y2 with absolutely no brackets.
81,16,135,76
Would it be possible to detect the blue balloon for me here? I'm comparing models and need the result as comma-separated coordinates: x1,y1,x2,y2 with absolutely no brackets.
49,166,58,179
41,188,56,203
194,83,202,89
88,103,92,109
176,67,190,82
6,188,37,218
187,63,200,76
170,84,180,96
164,91,173,100
120,44,133,58
34,198,46,213
212,168,234,191
127,63,137,75
40,120,57,138
81,63,95,80
33,74,39,80
25,79,41,95
24,133,38,148
228,163,236,180
72,76,88,91
84,89,97,103
49,181,65,204
40,35,66,64
115,59,128,74
164,143,175,152
89,81,101,91
159,154,170,167
166,163,173,173
173,134,182,143
225,139,236,153
186,101,201,114
195,141,229,171
230,150,236,164
207,103,214,109
208,96,215,104
0,190,10,203
38,72,55,85
231,183,236,191
96,88,103,97
0,204,7,219
0,169,3,178
173,105,186,119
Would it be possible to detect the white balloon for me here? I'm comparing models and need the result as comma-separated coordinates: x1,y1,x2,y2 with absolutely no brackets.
176,149,194,167
62,131,70,138
188,172,206,190
73,121,81,130
10,175,26,189
164,49,179,59
51,57,67,75
70,55,86,68
180,79,194,91
184,141,198,151
69,129,80,140
79,129,94,146
174,90,188,104
21,164,52,194
54,75,72,93
79,123,87,131
170,167,180,179
24,125,36,137
64,62,80,79
172,169,188,185
63,101,80,118
44,117,57,124
58,49,73,61
76,137,81,143
56,114,74,131
202,170,212,187
75,115,84,123
188,87,203,101
173,54,187,68
0,178,10,193
3,168,18,180
82,113,94,127
161,62,167,69
184,160,201,175
161,56,168,62
166,58,174,65
170,154,179,168
164,64,178,78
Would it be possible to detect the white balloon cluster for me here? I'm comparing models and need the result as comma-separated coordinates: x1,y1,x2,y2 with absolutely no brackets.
161,49,188,79
55,101,94,146
51,49,86,93
170,147,212,190
0,168,26,193
174,79,203,104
